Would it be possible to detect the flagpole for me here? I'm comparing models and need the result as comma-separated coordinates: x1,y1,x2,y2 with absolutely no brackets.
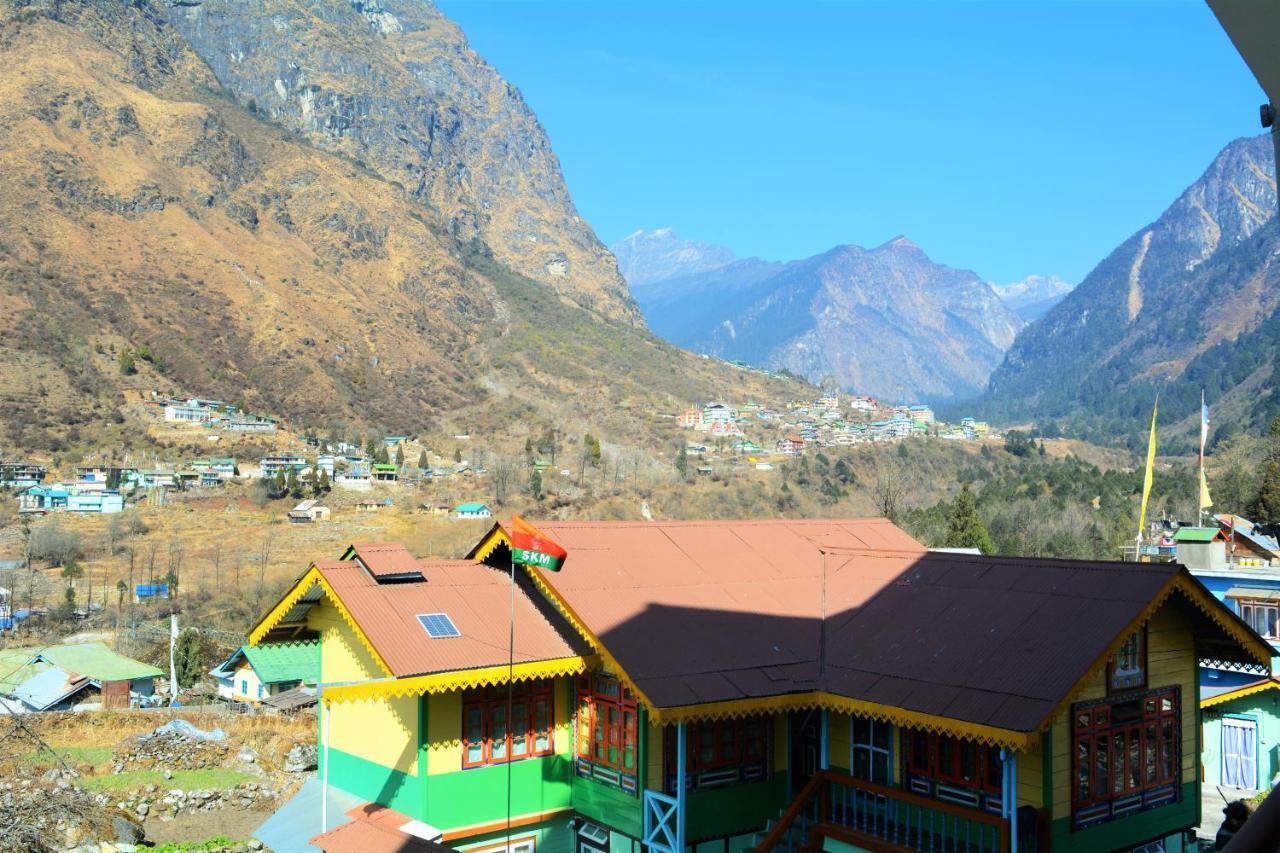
506,543,515,850
1199,391,1205,527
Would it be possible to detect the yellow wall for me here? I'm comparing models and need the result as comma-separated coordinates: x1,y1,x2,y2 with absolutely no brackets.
311,601,419,775
1018,735,1044,809
1044,598,1198,821
646,720,663,791
230,662,289,703
425,676,573,775
829,711,851,769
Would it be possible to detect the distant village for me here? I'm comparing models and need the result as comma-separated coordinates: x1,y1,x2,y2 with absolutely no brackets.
675,392,994,467
0,392,497,525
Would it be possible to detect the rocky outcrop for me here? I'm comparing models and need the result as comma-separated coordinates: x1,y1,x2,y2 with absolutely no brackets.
162,0,638,323
978,135,1280,444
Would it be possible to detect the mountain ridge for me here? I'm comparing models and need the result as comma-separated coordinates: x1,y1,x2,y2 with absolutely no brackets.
618,232,1021,402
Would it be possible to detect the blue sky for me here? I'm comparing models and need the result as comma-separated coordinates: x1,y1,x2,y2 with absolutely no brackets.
438,0,1264,284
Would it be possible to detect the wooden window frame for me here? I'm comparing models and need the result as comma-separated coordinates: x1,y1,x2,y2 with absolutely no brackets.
664,716,770,778
575,675,638,773
469,836,535,853
903,731,1002,795
461,681,555,769
1106,627,1148,694
1071,687,1180,815
1238,599,1280,640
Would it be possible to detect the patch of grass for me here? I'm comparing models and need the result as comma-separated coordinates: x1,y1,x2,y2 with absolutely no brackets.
81,767,255,793
21,745,112,768
152,837,242,852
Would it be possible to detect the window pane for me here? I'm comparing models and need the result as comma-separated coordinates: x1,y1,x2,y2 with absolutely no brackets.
1077,741,1090,802
853,717,870,745
939,737,954,777
871,751,889,785
986,748,1002,790
1128,729,1140,790
1145,723,1157,784
491,706,508,760
872,721,890,750
853,747,871,780
1111,732,1124,793
1094,736,1109,798
1267,607,1279,639
960,741,978,784
512,701,529,757
1161,719,1176,781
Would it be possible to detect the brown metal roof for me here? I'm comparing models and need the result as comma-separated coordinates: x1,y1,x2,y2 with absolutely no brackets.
314,556,587,678
311,804,453,853
519,519,1232,733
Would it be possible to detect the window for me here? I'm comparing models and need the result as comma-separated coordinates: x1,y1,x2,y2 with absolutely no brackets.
1239,599,1280,640
461,681,554,769
1072,688,1180,827
575,674,638,786
240,679,247,696
471,837,535,853
663,716,770,790
1108,629,1147,693
257,684,264,699
904,731,1002,794
851,718,890,784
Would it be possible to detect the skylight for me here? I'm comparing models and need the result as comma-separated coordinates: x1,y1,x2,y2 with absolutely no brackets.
417,613,460,638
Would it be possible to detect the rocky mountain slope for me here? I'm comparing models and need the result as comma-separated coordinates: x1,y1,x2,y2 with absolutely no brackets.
611,227,737,287
977,135,1278,446
0,0,802,452
621,234,1020,403
989,275,1074,322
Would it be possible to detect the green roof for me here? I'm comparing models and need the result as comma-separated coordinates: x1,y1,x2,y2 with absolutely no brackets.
372,464,398,471
454,502,489,512
239,640,320,685
1174,527,1221,543
0,642,162,689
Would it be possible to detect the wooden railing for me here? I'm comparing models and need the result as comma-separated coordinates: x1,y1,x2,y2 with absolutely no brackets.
753,771,1011,853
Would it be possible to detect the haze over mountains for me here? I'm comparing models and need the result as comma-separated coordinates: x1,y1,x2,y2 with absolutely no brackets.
613,229,1049,403
977,134,1280,447
0,0,801,450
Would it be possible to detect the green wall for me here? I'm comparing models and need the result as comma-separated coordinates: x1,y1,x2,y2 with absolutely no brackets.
454,819,575,853
573,774,644,837
319,746,422,818
423,755,574,830
1202,692,1280,791
686,776,788,842
1047,782,1198,853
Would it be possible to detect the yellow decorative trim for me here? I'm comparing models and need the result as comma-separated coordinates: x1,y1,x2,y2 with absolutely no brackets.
644,691,1034,750
1043,572,1272,731
322,656,594,704
520,562,658,711
1201,679,1280,709
467,523,509,562
248,564,393,677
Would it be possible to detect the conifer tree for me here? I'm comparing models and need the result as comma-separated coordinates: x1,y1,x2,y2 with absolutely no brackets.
675,444,688,480
418,450,428,470
395,445,405,467
944,484,995,554
1251,415,1280,523
287,468,302,499
528,468,543,500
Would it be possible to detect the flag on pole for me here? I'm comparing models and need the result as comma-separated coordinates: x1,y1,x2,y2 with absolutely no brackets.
1200,393,1211,462
1137,398,1158,541
510,515,567,571
1200,468,1214,511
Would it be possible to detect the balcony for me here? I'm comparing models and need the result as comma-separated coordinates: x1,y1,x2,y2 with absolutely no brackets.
754,770,1011,853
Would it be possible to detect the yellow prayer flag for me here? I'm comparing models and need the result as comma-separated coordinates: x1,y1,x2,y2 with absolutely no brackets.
1137,399,1158,540
1200,467,1213,510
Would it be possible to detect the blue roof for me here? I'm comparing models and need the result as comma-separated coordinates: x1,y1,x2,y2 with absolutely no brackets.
454,502,489,512
13,667,97,711
253,777,363,852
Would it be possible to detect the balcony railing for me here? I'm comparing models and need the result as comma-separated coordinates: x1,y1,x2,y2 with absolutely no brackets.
754,770,1011,853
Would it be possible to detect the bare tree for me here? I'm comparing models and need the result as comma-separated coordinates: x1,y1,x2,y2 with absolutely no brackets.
869,451,914,521
490,456,517,505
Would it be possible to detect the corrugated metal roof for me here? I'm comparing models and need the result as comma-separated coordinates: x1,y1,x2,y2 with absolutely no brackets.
315,558,586,678
345,543,422,579
241,641,320,685
13,667,96,710
523,519,1195,733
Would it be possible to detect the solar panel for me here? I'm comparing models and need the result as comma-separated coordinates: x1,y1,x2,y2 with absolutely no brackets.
416,612,460,638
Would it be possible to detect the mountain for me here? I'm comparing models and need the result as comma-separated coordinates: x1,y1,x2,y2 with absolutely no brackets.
611,228,738,287
977,135,1279,446
0,0,803,451
989,275,1074,322
625,236,1021,403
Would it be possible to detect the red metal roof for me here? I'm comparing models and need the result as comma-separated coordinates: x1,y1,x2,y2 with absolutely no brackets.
315,556,587,678
346,542,423,578
311,804,452,853
518,519,1214,733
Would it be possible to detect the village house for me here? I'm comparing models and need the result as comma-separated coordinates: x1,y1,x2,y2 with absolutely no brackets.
776,435,805,457
288,499,330,524
190,457,236,486
849,395,877,412
210,640,319,704
223,415,277,433
260,454,308,479
18,484,124,515
701,402,738,429
163,402,215,423
0,459,47,488
372,464,399,482
247,521,1271,853
0,642,162,711
355,498,393,512
452,502,492,519
909,403,936,424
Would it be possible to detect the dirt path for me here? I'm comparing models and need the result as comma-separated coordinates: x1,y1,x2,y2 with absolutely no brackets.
144,805,276,845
